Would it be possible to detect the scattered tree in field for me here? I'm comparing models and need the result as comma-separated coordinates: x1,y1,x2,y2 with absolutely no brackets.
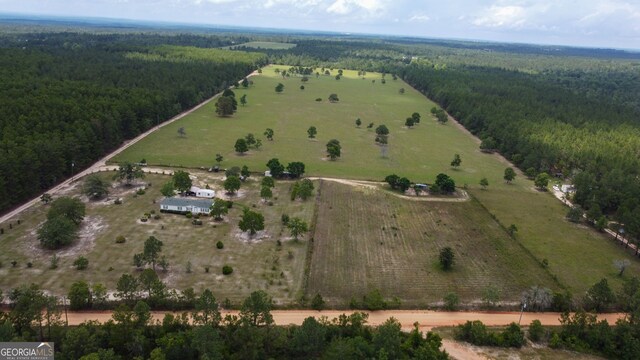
434,109,448,124
160,181,175,197
411,112,421,124
335,75,341,80
209,199,228,221
261,176,275,188
40,193,52,204
241,165,250,179
264,128,274,141
287,217,309,241
307,126,317,139
480,177,489,190
385,174,401,189
215,96,236,116
73,256,89,270
300,85,305,90
48,197,85,225
266,158,285,178
224,176,241,194
114,162,144,185
405,117,415,128
397,177,411,192
239,208,265,236
234,138,249,154
275,83,284,93
177,127,186,138
444,293,459,310
225,166,240,178
215,153,224,164
241,78,249,88
143,236,163,271
355,118,362,127
245,133,257,148
172,170,192,193
68,281,91,310
240,94,247,106
434,173,456,194
291,179,315,201
507,224,518,236
367,122,374,129
399,88,405,94
286,162,306,178
83,175,110,200
525,167,536,179
38,216,77,249
328,93,339,102
375,124,389,136
534,172,550,190
326,139,341,160
504,167,517,183
260,186,273,201
439,247,455,270
255,138,262,150
116,273,139,303
450,154,462,169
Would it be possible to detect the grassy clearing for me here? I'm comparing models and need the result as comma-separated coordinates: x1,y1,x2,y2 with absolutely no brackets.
0,171,314,304
222,42,296,50
307,181,557,307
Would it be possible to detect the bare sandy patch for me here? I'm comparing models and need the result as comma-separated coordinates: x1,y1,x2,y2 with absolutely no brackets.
233,229,271,243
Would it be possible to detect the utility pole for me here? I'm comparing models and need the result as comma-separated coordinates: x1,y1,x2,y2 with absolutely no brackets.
518,302,527,325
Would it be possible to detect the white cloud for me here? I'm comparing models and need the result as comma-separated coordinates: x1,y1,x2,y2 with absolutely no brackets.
409,14,430,22
326,0,385,15
472,1,552,29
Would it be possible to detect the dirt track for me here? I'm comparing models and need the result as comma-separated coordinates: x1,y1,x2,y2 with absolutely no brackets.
63,309,625,329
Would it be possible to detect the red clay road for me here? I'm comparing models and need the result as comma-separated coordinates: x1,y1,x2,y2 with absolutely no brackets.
63,310,626,329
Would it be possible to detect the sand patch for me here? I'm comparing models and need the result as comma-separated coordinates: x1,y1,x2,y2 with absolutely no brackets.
233,229,270,243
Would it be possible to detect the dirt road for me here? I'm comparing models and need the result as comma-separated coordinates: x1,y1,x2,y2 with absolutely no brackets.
63,309,625,329
0,72,259,226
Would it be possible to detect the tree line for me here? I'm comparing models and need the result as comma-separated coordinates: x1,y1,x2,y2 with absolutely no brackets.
0,32,266,213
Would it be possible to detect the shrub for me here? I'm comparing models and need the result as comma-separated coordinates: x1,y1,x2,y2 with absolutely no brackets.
136,189,146,195
528,319,544,342
185,212,193,219
204,266,210,273
73,256,89,270
444,292,459,310
140,217,148,222
216,241,224,249
281,214,290,225
114,198,122,205
222,265,233,275
154,214,161,220
226,201,233,209
192,219,203,226
27,262,33,268
115,235,126,244
11,260,17,267
315,98,322,101
311,293,325,310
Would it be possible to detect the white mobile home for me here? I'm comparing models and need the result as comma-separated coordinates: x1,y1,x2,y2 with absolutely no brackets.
160,198,213,215
189,186,215,198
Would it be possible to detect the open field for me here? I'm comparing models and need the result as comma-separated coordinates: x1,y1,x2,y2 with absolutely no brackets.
0,171,314,304
223,41,296,50
307,181,558,307
98,64,640,299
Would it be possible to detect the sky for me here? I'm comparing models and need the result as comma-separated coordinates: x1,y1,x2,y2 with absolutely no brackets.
2,0,640,49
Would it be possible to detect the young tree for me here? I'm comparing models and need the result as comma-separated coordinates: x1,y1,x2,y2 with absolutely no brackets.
261,176,275,188
143,236,163,271
355,118,362,127
450,154,462,168
241,78,249,88
73,256,89,270
375,124,390,136
286,162,306,178
307,126,317,139
326,139,341,160
291,179,315,201
583,278,616,312
215,96,235,117
215,153,224,164
40,193,53,204
160,181,175,197
177,127,186,138
566,206,584,223
241,165,250,179
397,177,411,192
266,158,285,178
328,93,339,102
264,128,274,141
193,289,222,326
83,175,110,200
534,172,550,190
116,273,139,303
480,177,489,190
405,117,415,128
239,208,265,236
411,112,421,124
245,133,257,148
385,174,401,189
287,217,309,240
260,186,273,201
114,162,145,186
38,216,78,249
240,290,274,326
439,247,455,270
275,83,284,93
311,293,325,311
68,281,91,310
504,167,517,183
367,122,374,129
209,199,229,221
525,167,537,179
234,138,249,154
224,176,241,194
172,170,192,194
240,94,247,106
399,88,405,94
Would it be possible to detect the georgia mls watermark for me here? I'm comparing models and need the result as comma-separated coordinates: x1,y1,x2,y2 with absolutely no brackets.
0,342,54,360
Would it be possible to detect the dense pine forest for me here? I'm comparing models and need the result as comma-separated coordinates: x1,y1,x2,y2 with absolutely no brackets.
0,32,265,212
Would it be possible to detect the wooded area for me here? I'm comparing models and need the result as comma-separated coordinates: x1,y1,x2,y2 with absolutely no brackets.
0,33,265,213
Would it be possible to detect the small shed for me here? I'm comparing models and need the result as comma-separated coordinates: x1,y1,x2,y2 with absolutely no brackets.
560,185,575,194
190,186,215,199
264,170,272,177
160,198,213,215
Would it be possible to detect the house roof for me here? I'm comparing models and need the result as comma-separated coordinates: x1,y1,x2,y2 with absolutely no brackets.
160,197,213,208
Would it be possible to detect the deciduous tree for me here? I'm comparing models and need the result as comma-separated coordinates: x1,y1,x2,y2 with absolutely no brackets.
239,208,265,236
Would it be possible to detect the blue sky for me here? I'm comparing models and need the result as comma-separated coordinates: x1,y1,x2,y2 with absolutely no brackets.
2,0,640,49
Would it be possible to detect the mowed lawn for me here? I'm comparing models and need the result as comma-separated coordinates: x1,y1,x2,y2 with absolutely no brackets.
112,65,508,186
0,172,314,304
308,181,558,307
